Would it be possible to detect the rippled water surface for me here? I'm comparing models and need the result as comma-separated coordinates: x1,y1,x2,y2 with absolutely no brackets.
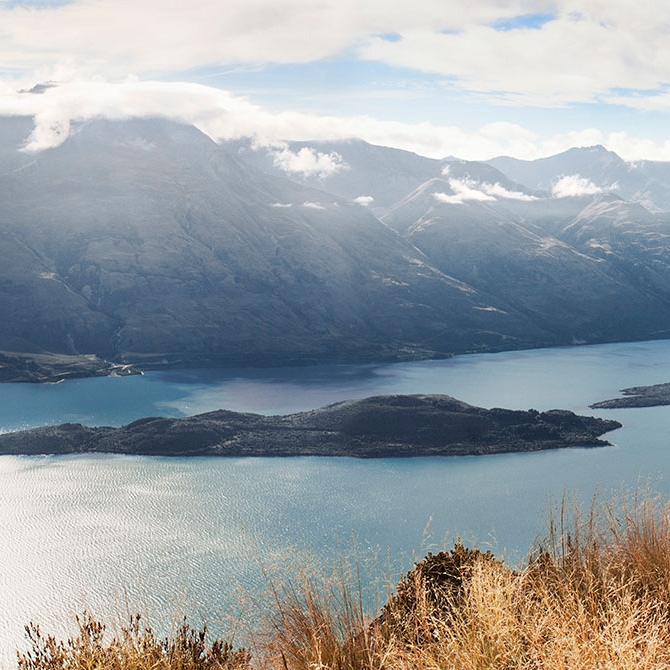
2,340,670,666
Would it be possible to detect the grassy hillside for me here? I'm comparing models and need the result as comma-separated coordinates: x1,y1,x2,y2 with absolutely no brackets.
17,492,670,669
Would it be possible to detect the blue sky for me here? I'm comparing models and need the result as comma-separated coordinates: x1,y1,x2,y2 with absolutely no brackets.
0,0,669,160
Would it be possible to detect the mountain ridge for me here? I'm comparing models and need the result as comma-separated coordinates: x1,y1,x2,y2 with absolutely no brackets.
2,117,670,376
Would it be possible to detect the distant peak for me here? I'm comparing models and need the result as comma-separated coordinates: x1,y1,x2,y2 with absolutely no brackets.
18,82,57,95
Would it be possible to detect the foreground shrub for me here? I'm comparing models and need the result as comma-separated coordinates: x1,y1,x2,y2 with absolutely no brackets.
18,613,250,670
366,493,670,669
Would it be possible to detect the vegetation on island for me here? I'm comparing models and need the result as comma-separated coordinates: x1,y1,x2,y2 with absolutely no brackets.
17,492,670,669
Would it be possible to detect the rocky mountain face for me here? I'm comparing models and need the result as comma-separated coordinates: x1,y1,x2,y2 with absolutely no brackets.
2,117,670,372
222,138,446,212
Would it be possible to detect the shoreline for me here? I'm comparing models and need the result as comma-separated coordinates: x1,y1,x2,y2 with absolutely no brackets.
0,351,140,383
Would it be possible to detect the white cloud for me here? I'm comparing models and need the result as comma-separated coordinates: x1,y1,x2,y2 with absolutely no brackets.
3,79,670,163
360,1,670,107
270,145,347,178
0,0,542,82
552,175,603,198
302,201,326,209
480,182,538,201
434,177,538,203
0,0,667,111
353,195,375,206
0,79,599,159
434,178,496,204
605,131,670,162
271,202,292,208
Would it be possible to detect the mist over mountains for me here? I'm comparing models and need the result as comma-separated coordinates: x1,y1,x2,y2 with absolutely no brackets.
3,116,670,372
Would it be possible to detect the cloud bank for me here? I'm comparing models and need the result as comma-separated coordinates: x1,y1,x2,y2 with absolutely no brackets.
435,178,539,204
0,1,669,162
4,79,670,162
434,179,495,204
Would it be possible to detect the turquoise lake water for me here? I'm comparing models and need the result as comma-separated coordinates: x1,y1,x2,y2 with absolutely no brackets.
1,339,670,665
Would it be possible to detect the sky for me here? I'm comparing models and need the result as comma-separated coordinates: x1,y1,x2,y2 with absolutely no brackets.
1,0,670,160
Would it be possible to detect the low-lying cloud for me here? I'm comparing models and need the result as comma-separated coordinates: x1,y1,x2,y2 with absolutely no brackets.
434,177,538,204
479,182,537,201
552,175,603,198
270,145,347,178
434,179,496,204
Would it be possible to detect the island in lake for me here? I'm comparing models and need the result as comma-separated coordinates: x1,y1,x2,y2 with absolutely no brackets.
591,382,670,409
0,394,621,458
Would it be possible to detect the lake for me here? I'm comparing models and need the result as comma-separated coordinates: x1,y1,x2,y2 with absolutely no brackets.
2,339,670,665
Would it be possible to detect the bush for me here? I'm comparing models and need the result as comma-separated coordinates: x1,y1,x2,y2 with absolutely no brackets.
18,613,250,670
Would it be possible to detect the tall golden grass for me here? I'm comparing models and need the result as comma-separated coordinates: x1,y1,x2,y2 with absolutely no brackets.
17,491,670,669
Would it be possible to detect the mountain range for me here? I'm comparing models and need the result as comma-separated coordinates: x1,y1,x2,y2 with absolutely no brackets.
2,116,670,375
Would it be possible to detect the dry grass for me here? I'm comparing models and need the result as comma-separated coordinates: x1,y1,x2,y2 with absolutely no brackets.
18,614,251,670
18,491,670,669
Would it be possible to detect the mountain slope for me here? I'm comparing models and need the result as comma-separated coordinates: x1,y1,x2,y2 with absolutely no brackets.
382,179,670,344
224,137,446,211
3,118,670,371
0,117,546,366
556,195,670,303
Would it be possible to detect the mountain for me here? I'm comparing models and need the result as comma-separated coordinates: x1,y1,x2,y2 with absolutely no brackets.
382,178,670,344
223,137,447,212
487,145,670,212
225,138,541,214
0,117,551,369
555,195,670,302
0,115,38,173
2,117,670,374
